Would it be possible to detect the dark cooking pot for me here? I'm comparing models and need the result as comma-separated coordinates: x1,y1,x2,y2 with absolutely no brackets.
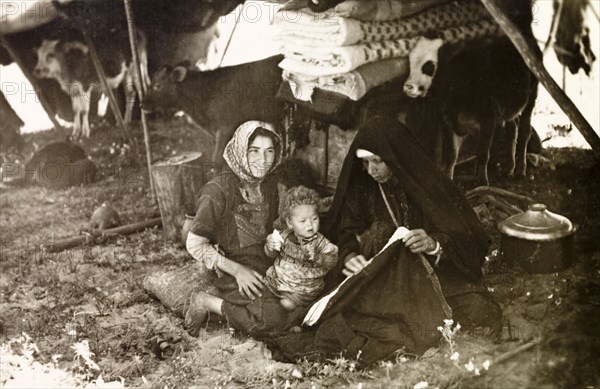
498,203,576,273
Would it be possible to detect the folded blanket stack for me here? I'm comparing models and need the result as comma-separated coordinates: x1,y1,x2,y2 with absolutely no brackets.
275,0,503,102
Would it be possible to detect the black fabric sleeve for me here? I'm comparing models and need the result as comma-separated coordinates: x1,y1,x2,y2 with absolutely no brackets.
189,181,227,242
337,187,369,262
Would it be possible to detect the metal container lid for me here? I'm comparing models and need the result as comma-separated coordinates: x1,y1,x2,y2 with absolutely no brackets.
498,203,575,241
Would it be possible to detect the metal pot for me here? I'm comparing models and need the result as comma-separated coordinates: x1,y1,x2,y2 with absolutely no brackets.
498,203,576,273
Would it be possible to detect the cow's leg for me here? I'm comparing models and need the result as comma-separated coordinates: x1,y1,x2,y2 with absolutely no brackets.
123,69,135,123
515,84,537,178
476,119,495,186
138,42,151,92
81,90,92,138
72,96,82,139
444,132,463,180
503,119,518,177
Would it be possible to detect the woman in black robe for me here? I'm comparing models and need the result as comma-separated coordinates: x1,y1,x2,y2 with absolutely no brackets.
268,116,501,366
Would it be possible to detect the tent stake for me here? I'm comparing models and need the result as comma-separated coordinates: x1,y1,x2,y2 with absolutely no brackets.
480,0,600,157
123,0,155,201
0,34,64,133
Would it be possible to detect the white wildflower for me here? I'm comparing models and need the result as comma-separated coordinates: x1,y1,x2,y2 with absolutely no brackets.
464,360,475,372
450,352,460,361
483,360,491,370
414,381,429,389
443,319,453,326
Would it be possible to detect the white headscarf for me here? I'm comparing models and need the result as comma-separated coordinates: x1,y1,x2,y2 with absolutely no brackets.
223,120,282,183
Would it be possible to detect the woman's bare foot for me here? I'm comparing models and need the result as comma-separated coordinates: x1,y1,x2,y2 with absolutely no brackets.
184,291,210,337
280,298,297,311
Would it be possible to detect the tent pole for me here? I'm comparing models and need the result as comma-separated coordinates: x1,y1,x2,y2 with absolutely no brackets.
123,0,155,201
480,0,600,157
0,34,64,133
78,28,129,139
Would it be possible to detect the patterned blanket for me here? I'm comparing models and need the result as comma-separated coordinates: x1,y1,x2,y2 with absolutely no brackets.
275,2,490,48
278,19,502,77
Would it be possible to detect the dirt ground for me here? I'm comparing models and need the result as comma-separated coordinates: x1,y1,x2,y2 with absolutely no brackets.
1,117,599,388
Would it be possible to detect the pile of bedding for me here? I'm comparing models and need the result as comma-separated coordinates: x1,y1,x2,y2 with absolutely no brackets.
274,0,502,102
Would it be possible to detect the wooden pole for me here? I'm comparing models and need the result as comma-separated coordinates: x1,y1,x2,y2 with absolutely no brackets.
0,34,64,132
78,28,129,139
42,217,162,252
123,0,155,200
480,0,600,157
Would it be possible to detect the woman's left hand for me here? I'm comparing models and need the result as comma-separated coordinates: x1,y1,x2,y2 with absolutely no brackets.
402,229,437,254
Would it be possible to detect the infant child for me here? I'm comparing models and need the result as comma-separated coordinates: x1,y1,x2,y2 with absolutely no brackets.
264,186,338,311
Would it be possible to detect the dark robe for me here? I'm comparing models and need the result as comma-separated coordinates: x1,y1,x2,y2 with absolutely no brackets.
263,117,501,365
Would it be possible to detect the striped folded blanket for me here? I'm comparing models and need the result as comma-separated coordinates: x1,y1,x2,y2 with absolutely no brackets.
278,19,502,77
275,2,491,47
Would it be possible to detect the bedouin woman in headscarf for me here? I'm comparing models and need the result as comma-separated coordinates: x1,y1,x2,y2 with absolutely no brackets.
266,116,502,366
184,120,285,336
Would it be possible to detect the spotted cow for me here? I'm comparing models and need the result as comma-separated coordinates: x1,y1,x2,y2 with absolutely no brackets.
33,32,150,138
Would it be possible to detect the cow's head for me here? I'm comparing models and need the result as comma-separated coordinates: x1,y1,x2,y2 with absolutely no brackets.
34,39,88,80
404,34,444,98
33,39,61,79
142,65,188,111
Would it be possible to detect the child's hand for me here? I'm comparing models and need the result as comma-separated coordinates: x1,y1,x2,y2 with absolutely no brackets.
266,232,282,252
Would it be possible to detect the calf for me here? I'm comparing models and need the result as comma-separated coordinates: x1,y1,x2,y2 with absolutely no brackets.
404,37,539,185
33,32,150,138
143,55,283,163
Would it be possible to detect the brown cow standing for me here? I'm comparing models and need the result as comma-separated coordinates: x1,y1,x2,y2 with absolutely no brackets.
142,55,283,164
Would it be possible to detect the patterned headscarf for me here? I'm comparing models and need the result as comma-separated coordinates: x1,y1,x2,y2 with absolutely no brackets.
223,120,282,183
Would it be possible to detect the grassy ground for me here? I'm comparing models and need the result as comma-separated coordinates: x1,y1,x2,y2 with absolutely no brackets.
1,117,599,388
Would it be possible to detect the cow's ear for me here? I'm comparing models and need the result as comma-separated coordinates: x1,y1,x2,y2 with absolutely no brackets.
171,66,187,82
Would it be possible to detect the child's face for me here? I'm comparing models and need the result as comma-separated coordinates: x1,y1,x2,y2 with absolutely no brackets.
287,204,319,239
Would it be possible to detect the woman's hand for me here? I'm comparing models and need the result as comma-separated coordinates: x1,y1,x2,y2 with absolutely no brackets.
232,264,265,300
402,229,437,254
343,253,369,277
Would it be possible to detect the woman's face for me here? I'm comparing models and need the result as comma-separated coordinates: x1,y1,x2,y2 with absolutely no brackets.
361,154,392,183
247,135,275,178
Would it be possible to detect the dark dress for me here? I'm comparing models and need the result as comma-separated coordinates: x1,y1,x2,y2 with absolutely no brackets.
189,168,292,333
